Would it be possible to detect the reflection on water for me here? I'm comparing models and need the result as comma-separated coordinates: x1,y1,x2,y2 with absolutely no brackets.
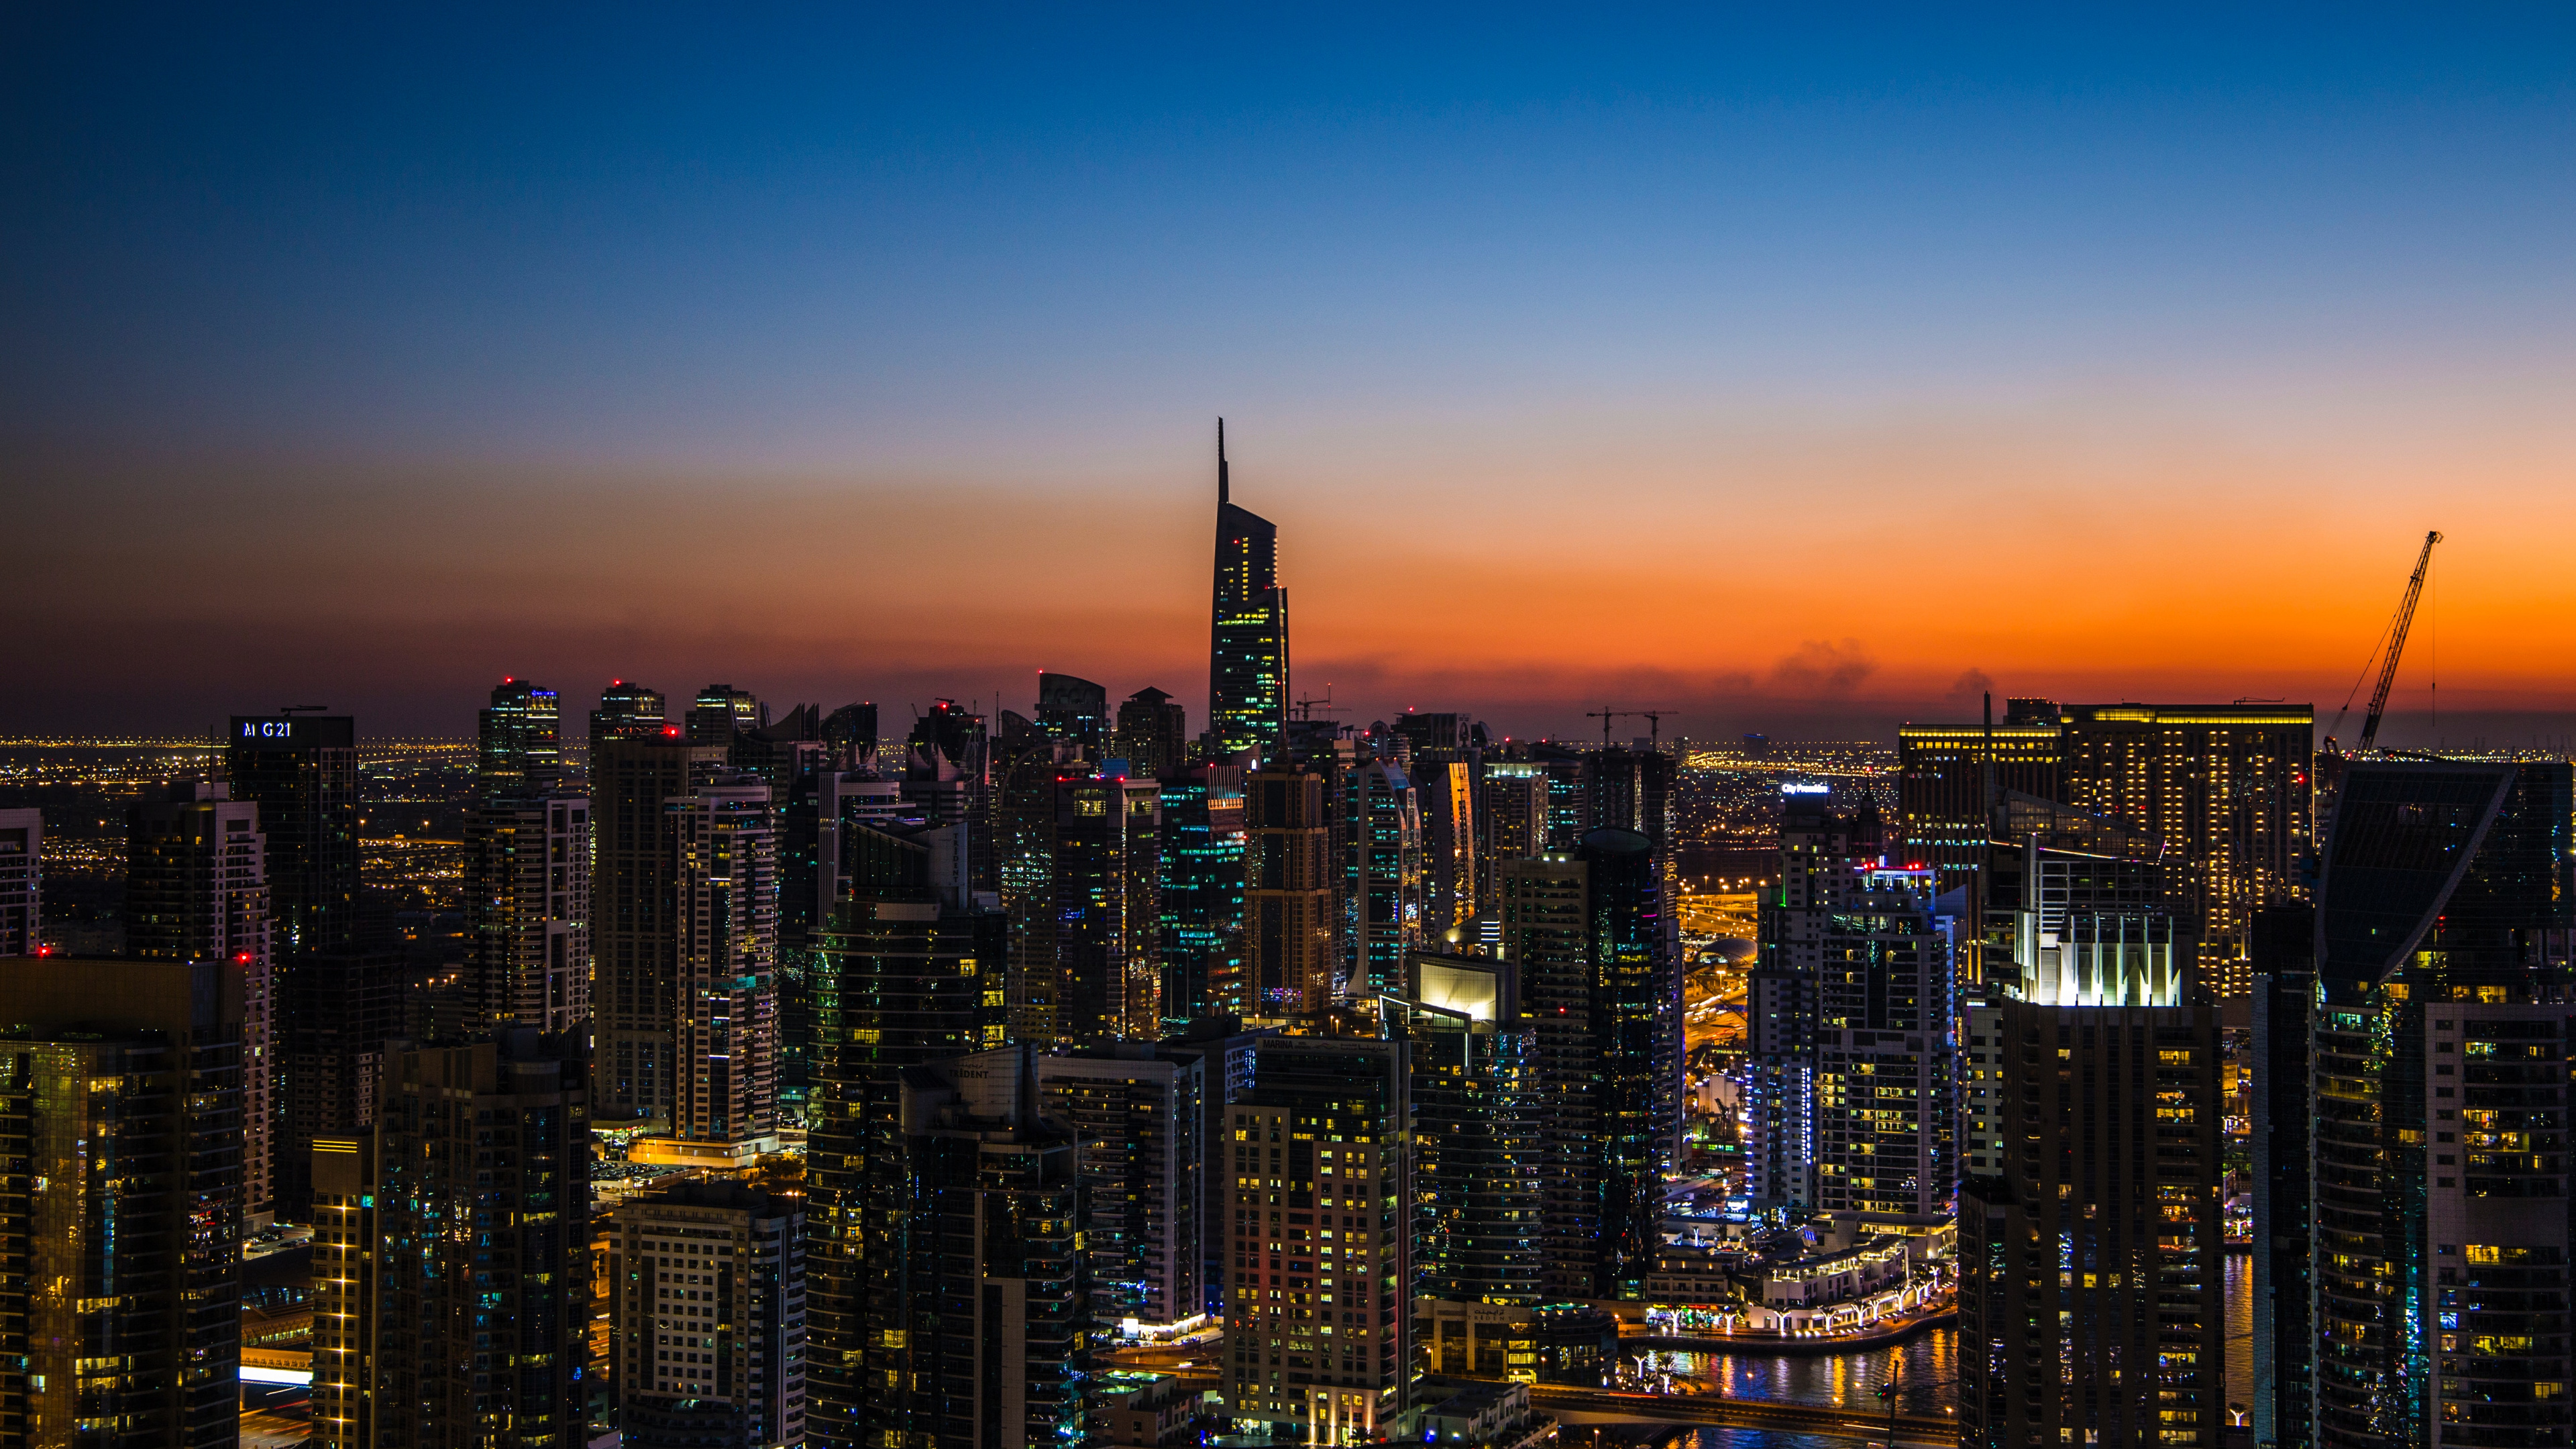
1630,1327,1957,1415
1608,1251,2256,1447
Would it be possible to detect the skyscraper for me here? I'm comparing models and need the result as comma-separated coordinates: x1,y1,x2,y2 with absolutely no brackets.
1036,1045,1209,1335
309,1031,592,1449
690,683,765,744
1764,792,1958,1227
1342,755,1424,996
1244,767,1335,1019
829,1046,1085,1449
1579,826,1675,1299
804,821,1010,1449
0,806,37,956
1959,800,2220,1449
1038,672,1110,755
478,678,563,798
1158,761,1246,1029
126,780,274,1218
1497,852,1596,1298
1210,419,1289,760
590,680,667,747
610,1181,807,1449
462,793,592,1037
1116,686,1189,777
592,720,724,1122
643,776,780,1164
227,712,360,955
1399,954,1544,1307
0,956,246,1448
1219,1032,1410,1442
1050,771,1164,1041
2304,759,2575,1449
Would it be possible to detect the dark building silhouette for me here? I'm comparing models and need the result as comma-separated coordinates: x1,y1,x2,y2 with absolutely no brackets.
2305,759,2576,1449
592,727,724,1122
2251,903,2316,1449
310,1032,592,1449
804,822,1009,1449
0,956,246,1448
1038,672,1110,756
0,807,37,957
1116,686,1188,777
478,678,563,798
1959,798,2221,1449
227,712,359,955
589,680,667,747
126,780,275,1217
1209,419,1289,760
274,947,406,1219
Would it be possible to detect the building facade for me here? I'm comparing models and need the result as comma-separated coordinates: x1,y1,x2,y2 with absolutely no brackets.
610,1181,806,1448
1210,421,1289,760
227,712,360,955
1036,1045,1208,1334
0,957,245,1449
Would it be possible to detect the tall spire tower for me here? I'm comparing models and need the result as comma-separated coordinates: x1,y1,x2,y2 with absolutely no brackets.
1208,419,1287,759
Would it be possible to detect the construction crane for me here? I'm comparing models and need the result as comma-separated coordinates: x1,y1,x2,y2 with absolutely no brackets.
2327,529,2440,757
1584,706,1678,751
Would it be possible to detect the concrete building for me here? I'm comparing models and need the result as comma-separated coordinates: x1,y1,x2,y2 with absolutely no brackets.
610,1181,806,1448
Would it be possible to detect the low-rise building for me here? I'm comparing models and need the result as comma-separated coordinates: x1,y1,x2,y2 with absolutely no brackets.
1419,1379,1558,1449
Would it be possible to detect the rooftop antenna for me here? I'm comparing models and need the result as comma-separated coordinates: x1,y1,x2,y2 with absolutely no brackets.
1218,417,1229,506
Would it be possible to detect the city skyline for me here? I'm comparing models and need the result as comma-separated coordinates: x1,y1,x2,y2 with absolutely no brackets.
10,10,2576,739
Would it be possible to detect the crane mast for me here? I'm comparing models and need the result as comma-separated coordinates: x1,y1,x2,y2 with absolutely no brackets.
2351,529,2440,755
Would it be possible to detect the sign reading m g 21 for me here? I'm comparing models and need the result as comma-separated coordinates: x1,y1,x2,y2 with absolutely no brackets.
228,716,354,747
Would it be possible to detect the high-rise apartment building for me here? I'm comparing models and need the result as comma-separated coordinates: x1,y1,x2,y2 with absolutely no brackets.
1960,789,2220,1449
2304,759,2576,1449
1342,756,1424,996
1900,700,2312,998
1158,761,1245,1029
0,806,36,955
1116,686,1189,777
1762,791,1958,1226
275,947,406,1219
2056,702,2313,1000
2250,904,2316,1449
463,794,592,1036
1210,420,1289,760
610,1181,806,1448
804,822,1010,1449
479,678,563,797
1497,853,1595,1297
309,1031,591,1449
1959,995,2224,1448
826,1046,1084,1449
1052,772,1164,1041
1245,767,1335,1020
1578,826,1676,1298
0,956,245,1448
592,727,723,1121
647,777,780,1163
1399,954,1544,1307
125,780,274,1216
590,680,668,746
227,712,360,954
1391,713,1481,943
690,684,765,744
1036,1044,1209,1334
1219,1032,1410,1442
